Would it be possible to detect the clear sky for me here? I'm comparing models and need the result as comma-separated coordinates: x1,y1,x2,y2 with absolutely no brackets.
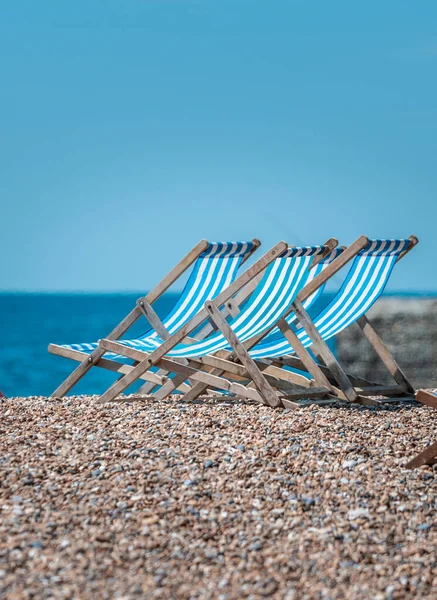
1,1,436,292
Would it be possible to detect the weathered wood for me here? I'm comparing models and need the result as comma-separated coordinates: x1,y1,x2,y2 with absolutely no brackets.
280,399,300,409
396,235,418,263
191,357,313,393
405,440,437,469
99,339,267,403
311,237,338,267
48,344,166,386
356,316,414,393
416,389,437,409
280,386,331,400
135,299,172,394
353,384,407,397
225,299,241,318
96,243,288,403
204,301,282,407
274,355,380,387
355,396,381,407
277,318,334,391
291,298,359,402
152,374,192,399
137,298,170,340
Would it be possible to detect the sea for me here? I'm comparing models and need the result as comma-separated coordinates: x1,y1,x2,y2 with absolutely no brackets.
0,291,417,398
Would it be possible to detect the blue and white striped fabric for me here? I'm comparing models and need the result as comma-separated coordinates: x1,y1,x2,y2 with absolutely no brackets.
62,241,255,354
250,239,411,359
113,245,327,358
250,246,344,345
282,247,343,327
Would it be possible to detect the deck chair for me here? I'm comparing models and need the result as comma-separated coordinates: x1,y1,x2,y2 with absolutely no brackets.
49,239,260,397
267,236,419,404
153,243,345,401
405,389,437,468
168,236,418,406
94,241,347,407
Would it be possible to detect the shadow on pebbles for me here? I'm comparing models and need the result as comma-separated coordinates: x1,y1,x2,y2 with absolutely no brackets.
0,395,436,599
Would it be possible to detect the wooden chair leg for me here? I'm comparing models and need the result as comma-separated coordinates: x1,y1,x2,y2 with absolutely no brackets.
204,302,283,407
276,318,334,392
291,299,359,402
356,315,415,394
405,440,437,469
416,389,437,409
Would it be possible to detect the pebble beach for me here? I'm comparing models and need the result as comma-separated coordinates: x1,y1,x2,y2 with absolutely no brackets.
1,395,436,599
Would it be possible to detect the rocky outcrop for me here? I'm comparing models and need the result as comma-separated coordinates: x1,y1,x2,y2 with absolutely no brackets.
336,297,437,389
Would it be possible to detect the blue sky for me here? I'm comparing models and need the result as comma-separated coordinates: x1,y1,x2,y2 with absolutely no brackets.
0,1,436,292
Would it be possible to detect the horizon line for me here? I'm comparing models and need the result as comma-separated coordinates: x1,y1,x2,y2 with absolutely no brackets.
1,289,437,296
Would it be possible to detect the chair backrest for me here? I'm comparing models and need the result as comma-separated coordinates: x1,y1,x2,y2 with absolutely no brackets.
165,244,328,358
296,247,344,314
63,241,256,355
152,241,257,336
250,246,344,344
299,238,412,344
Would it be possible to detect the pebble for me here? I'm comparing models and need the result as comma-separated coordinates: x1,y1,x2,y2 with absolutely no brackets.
0,394,436,599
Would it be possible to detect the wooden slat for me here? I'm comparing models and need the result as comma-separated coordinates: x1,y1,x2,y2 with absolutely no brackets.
353,384,407,397
405,440,437,469
355,396,380,407
396,235,418,263
274,355,380,387
356,316,414,393
137,298,170,340
280,386,331,400
48,344,166,386
291,298,359,402
416,389,437,409
204,301,282,407
50,305,143,398
277,319,334,391
99,339,266,403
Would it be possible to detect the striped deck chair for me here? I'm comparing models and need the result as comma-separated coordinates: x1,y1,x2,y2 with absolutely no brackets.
160,235,418,407
247,236,418,405
49,239,260,397
167,244,344,403
406,389,437,469
95,242,338,408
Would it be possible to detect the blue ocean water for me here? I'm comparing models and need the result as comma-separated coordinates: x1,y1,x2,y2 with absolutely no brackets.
0,291,335,397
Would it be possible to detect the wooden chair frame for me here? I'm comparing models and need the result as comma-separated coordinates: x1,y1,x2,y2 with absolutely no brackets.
49,238,260,397
271,236,418,406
